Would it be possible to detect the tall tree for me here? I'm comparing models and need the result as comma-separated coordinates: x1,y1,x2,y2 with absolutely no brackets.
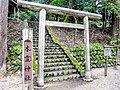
0,0,9,73
113,0,120,40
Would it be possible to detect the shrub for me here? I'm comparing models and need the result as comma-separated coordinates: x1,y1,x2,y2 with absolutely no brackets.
70,43,117,69
7,40,22,73
7,40,37,73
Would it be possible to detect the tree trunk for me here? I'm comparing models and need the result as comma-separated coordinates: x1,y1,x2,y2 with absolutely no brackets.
117,6,120,39
112,0,120,40
102,7,106,33
0,0,9,73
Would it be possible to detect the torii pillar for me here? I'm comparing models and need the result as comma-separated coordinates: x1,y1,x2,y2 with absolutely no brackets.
83,16,93,81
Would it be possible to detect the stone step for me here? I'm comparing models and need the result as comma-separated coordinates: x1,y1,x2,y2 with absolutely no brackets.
33,38,50,40
33,36,38,38
36,52,65,57
45,37,52,40
33,41,38,43
33,34,51,37
45,51,65,55
45,48,63,52
33,36,51,40
33,43,38,47
33,30,80,83
44,62,71,67
33,47,38,51
44,69,77,77
33,43,58,47
45,44,59,47
33,39,38,41
45,74,80,82
33,38,53,41
45,46,61,49
45,44,60,47
33,43,56,46
45,41,54,43
33,49,63,53
33,38,38,40
45,55,66,59
44,65,74,72
33,47,64,54
44,58,69,63
46,38,51,40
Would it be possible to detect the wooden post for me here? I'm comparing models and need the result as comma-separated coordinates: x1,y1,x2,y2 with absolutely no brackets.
22,28,33,90
17,8,20,20
116,47,120,67
14,7,16,18
83,16,92,81
37,9,46,87
105,56,108,76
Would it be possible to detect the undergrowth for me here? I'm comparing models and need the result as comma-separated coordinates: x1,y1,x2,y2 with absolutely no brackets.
7,40,37,74
70,43,117,68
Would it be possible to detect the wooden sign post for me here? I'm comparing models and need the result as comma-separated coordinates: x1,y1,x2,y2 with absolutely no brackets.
22,28,33,90
104,47,111,76
24,40,32,84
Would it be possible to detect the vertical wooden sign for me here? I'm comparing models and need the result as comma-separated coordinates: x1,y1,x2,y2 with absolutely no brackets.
22,28,33,90
24,40,32,84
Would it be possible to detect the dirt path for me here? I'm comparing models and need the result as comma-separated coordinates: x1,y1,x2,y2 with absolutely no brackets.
46,66,120,90
0,66,120,90
0,74,22,90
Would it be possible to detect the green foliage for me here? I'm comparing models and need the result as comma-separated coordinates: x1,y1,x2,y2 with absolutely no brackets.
64,16,75,23
18,10,38,21
97,0,120,29
28,0,40,3
41,0,52,4
89,20,103,27
50,0,63,7
70,43,117,68
97,0,120,16
7,40,37,73
110,39,120,46
7,41,22,72
83,0,96,13
33,51,38,74
45,0,67,21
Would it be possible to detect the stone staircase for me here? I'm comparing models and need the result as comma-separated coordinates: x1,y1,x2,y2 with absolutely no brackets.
33,29,80,82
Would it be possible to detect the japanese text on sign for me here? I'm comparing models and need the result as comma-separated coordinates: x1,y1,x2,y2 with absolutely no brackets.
24,40,32,84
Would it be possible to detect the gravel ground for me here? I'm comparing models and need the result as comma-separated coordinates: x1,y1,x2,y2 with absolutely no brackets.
46,66,120,90
0,74,22,90
0,66,120,90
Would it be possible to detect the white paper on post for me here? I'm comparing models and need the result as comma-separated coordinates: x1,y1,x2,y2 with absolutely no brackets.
104,48,111,56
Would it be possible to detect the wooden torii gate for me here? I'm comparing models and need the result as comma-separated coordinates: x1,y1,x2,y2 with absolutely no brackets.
17,0,102,87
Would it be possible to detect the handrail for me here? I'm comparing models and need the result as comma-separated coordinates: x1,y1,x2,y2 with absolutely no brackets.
17,0,102,19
